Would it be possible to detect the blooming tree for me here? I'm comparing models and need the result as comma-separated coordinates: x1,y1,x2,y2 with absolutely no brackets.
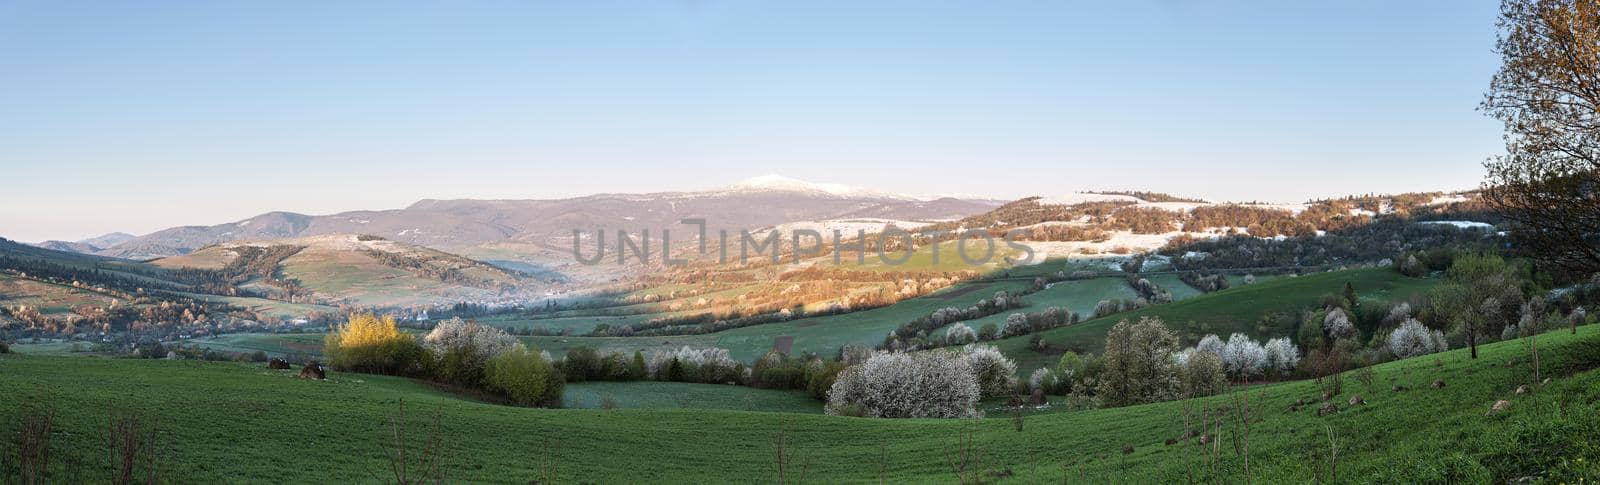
964,344,1018,398
1222,333,1268,379
825,350,981,418
1262,337,1299,374
945,322,977,345
1323,307,1356,340
422,317,524,363
1002,313,1030,338
1388,318,1448,359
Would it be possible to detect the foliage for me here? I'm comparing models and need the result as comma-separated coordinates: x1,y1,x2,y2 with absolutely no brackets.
485,346,564,407
1481,0,1600,277
962,344,1018,399
1097,317,1180,407
824,350,981,418
323,313,425,376
1389,318,1449,359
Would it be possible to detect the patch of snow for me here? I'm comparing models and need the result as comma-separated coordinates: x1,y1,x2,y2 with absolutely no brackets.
1418,220,1494,230
238,220,252,227
1428,194,1471,206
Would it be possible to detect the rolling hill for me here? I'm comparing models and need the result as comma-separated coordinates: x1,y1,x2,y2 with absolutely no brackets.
77,177,1003,275
151,234,542,307
5,323,1596,482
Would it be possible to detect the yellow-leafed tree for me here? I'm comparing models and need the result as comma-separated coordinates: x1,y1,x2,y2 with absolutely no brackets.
324,313,425,375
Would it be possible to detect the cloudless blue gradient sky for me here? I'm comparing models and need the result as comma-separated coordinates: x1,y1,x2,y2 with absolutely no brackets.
2,1,1505,242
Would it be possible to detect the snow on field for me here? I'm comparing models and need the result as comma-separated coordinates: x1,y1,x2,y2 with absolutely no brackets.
1418,220,1494,230
1428,194,1471,205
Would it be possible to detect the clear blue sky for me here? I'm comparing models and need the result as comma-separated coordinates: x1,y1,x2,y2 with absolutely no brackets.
1,0,1505,242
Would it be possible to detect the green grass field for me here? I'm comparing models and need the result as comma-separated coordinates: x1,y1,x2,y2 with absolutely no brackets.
996,268,1439,373
563,381,822,413
5,324,1597,482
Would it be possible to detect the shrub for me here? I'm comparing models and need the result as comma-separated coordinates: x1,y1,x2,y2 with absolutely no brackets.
824,350,981,418
1179,350,1227,397
324,313,426,376
945,322,976,345
1262,337,1300,375
563,346,600,381
977,322,998,341
1195,334,1225,357
420,317,524,386
805,360,848,401
646,346,742,384
1001,313,1030,337
963,344,1018,398
485,347,564,407
1222,333,1268,379
1098,317,1180,407
1029,368,1056,394
1323,307,1356,340
1389,318,1448,359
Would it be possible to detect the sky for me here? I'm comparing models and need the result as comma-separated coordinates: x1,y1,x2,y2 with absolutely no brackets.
1,0,1507,242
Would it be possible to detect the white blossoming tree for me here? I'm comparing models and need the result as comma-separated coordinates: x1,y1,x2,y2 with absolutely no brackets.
1221,333,1267,379
1323,307,1356,340
824,350,982,418
964,344,1018,398
1388,318,1448,359
1262,337,1299,375
1002,313,1030,338
945,322,977,345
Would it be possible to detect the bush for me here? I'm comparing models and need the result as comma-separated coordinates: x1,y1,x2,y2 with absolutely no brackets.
485,347,564,407
1263,337,1300,375
805,360,849,401
963,344,1018,399
324,313,426,376
1389,318,1448,359
1001,313,1030,337
824,350,981,418
977,322,998,341
945,322,976,345
1179,350,1227,397
1323,307,1356,340
563,346,600,382
1222,333,1268,379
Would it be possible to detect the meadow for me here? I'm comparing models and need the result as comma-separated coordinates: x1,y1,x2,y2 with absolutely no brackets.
5,324,1596,482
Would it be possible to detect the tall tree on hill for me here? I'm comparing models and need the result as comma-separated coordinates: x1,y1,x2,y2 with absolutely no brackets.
1482,0,1600,278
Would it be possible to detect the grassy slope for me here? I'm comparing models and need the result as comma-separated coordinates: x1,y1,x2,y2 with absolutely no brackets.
4,325,1598,482
997,268,1438,373
563,381,822,413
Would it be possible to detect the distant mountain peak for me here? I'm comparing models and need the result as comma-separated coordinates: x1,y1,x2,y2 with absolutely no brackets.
725,174,916,200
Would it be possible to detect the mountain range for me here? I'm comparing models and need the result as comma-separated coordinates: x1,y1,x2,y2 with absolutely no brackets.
36,177,1006,282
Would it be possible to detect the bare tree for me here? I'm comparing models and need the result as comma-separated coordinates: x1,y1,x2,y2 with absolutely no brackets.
373,399,447,485
107,408,161,485
1482,0,1600,277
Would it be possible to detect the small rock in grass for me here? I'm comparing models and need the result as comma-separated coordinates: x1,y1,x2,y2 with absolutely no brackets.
1348,395,1365,406
1515,385,1531,395
1392,385,1407,392
1432,379,1446,389
1487,400,1512,416
1318,403,1338,416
